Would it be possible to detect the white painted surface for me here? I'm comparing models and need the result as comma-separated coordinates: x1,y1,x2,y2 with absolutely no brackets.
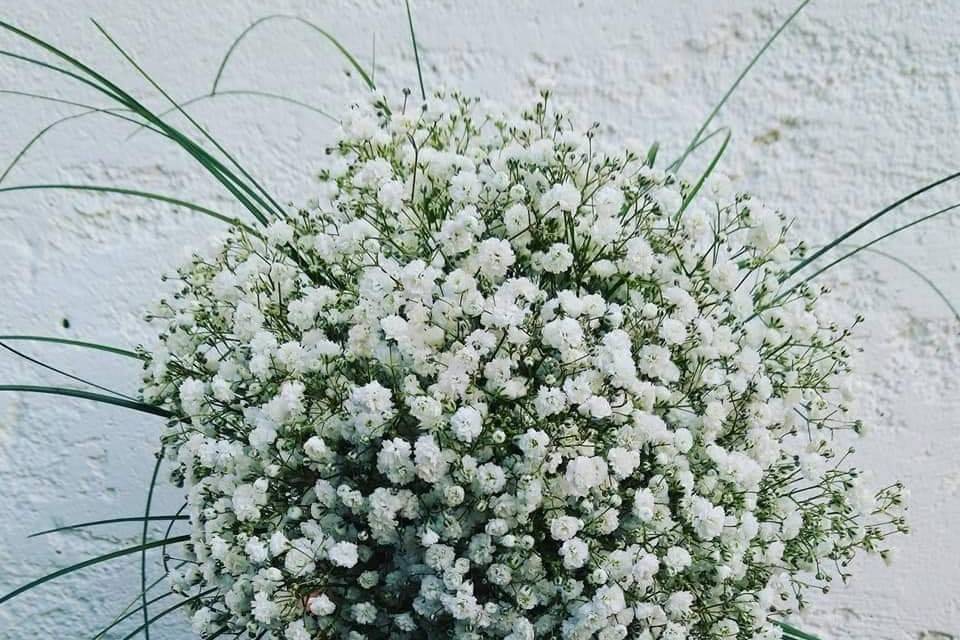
0,1,957,638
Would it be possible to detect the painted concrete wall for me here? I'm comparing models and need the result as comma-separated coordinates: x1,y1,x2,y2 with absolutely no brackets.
0,1,957,638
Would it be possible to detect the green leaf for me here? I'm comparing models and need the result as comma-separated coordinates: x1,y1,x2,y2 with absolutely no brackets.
210,14,375,94
0,535,189,605
405,0,426,100
29,515,188,538
0,184,261,236
645,141,660,167
0,335,142,360
0,385,172,418
673,0,811,171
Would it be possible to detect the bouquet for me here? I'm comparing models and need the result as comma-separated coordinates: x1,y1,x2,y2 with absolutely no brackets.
3,3,942,639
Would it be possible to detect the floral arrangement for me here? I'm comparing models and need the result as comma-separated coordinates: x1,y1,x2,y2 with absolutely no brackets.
142,90,906,640
4,3,949,640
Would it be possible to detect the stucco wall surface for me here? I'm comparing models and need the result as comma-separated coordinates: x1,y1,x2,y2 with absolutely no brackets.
0,1,958,638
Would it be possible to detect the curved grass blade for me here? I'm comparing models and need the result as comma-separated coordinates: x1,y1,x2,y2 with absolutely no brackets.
0,535,189,605
405,0,426,100
94,589,175,640
90,20,284,220
0,335,142,360
788,169,960,278
673,0,811,171
161,503,188,575
93,560,187,640
0,48,130,104
126,89,337,141
140,453,164,640
211,14,374,95
0,184,261,236
29,515,188,538
0,341,134,400
0,88,122,110
1,107,165,184
666,126,729,173
799,201,960,283
0,385,172,418
119,588,216,640
679,129,731,214
0,23,274,226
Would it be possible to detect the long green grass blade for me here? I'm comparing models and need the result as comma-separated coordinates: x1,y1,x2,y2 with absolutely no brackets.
673,0,811,171
788,169,960,278
679,129,731,213
405,0,426,100
94,589,175,640
0,184,261,235
858,247,960,324
0,535,189,605
211,14,374,94
0,22,273,226
90,20,284,220
799,200,960,282
1,109,158,184
126,89,336,141
93,560,188,640
0,341,134,400
0,335,142,359
0,385,172,418
140,454,163,640
29,515,188,538
0,48,129,104
794,242,960,324
119,589,215,640
666,126,729,173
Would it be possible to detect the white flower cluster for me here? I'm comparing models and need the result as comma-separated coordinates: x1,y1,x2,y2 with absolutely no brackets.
143,91,906,640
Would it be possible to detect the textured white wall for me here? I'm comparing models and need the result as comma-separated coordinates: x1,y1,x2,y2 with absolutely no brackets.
0,1,958,638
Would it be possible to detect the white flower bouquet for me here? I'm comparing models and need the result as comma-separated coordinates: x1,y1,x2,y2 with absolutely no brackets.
3,3,944,639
